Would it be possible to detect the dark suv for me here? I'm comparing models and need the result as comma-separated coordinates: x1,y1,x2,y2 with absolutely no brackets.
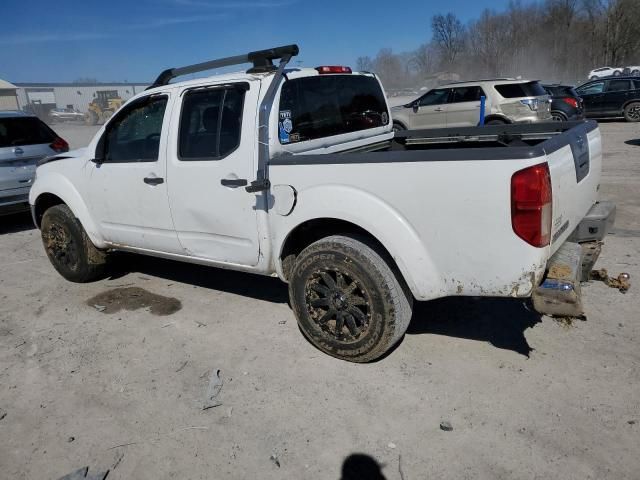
576,77,640,122
543,84,584,121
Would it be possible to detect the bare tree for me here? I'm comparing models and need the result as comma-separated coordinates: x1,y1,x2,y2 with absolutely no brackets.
356,56,374,72
431,13,465,67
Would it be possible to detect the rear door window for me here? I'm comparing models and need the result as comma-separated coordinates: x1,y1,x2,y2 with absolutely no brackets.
278,75,389,144
0,117,56,148
495,82,547,98
450,86,485,103
179,86,245,160
606,80,632,92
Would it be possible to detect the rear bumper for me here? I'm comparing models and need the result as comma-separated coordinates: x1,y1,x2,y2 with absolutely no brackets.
532,201,616,317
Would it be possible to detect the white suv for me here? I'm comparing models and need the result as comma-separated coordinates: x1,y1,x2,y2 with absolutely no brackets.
588,67,623,79
391,79,551,130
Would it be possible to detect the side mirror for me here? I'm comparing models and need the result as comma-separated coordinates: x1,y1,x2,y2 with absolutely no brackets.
412,102,419,113
91,133,107,165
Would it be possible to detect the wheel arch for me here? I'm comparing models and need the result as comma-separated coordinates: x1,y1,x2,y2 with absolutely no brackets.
30,174,105,248
273,185,442,300
483,114,512,124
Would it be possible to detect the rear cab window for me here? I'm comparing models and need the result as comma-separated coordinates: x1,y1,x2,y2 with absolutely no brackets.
494,82,547,98
278,74,389,144
0,117,56,148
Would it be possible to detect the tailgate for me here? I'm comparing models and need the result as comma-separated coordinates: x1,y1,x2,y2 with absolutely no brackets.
545,121,601,253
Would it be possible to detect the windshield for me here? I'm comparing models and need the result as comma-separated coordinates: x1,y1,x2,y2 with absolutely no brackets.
278,74,389,144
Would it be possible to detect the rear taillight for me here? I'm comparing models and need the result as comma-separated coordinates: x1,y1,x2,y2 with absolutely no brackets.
50,137,69,153
520,98,539,111
511,163,552,248
315,66,352,74
562,97,579,108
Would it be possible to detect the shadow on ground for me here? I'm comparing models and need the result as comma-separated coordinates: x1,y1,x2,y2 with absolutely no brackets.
340,454,387,480
0,211,34,235
624,139,640,146
109,253,290,304
408,296,541,357
111,255,541,356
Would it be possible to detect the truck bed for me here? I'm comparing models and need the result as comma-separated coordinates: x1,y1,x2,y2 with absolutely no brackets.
269,121,601,302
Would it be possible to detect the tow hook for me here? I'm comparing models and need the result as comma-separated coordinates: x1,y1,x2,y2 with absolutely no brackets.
589,270,631,293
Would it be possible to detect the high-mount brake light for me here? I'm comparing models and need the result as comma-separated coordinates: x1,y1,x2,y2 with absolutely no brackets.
50,137,69,153
315,66,352,74
511,163,552,248
562,97,579,108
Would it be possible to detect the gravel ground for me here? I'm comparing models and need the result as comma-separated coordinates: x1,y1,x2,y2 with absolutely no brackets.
0,122,638,480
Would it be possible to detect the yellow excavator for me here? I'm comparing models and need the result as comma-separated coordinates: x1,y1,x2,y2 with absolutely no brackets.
84,90,124,125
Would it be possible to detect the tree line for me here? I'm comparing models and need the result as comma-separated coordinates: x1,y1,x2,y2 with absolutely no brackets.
357,0,640,90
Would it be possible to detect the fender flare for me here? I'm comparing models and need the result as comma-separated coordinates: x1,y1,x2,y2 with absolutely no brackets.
274,184,443,300
30,173,106,248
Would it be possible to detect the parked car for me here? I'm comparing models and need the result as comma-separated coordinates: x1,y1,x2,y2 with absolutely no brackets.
588,67,623,79
49,107,85,123
622,66,640,76
1,111,68,216
30,45,614,362
543,84,585,121
576,77,640,122
391,79,551,130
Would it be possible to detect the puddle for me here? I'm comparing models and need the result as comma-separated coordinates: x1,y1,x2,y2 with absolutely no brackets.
87,287,182,316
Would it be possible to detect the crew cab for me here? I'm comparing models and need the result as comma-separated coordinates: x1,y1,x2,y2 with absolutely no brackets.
30,45,615,362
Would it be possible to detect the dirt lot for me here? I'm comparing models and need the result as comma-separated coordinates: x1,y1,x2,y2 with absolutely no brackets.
1,122,639,480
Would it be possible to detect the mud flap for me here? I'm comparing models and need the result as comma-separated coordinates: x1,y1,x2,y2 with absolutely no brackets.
532,242,583,317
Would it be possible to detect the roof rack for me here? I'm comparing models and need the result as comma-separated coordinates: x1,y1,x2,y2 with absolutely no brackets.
147,44,299,90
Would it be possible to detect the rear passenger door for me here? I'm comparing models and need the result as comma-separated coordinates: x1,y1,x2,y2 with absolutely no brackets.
411,89,450,128
166,81,261,265
446,86,485,127
602,79,633,116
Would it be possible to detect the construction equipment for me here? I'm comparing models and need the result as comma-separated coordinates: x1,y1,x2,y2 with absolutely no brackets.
85,90,124,125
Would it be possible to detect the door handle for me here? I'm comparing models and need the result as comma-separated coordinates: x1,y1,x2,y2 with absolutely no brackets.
144,176,164,185
434,107,444,112
221,178,248,188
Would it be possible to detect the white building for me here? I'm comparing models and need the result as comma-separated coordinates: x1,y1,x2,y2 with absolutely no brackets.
14,82,148,114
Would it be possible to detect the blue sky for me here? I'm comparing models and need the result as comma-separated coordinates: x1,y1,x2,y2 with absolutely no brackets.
1,0,512,83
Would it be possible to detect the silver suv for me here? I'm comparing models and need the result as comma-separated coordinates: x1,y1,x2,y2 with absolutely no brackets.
391,79,551,130
0,111,68,215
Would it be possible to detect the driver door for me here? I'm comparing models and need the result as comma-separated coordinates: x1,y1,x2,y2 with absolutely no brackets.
411,88,450,128
86,93,182,253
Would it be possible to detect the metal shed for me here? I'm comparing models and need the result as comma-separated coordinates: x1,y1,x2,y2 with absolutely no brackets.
0,79,19,111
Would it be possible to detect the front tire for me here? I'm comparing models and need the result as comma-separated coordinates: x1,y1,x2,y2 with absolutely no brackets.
41,204,107,283
289,235,413,363
613,70,621,76
624,102,640,122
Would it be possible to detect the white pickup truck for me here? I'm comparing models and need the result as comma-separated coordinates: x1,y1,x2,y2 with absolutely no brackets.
30,45,616,362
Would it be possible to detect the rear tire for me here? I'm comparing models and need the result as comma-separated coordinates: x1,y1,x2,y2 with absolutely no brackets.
613,70,621,76
632,70,640,76
41,204,107,283
551,111,567,122
392,122,406,133
623,102,640,122
590,76,598,80
486,119,507,125
289,235,413,363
